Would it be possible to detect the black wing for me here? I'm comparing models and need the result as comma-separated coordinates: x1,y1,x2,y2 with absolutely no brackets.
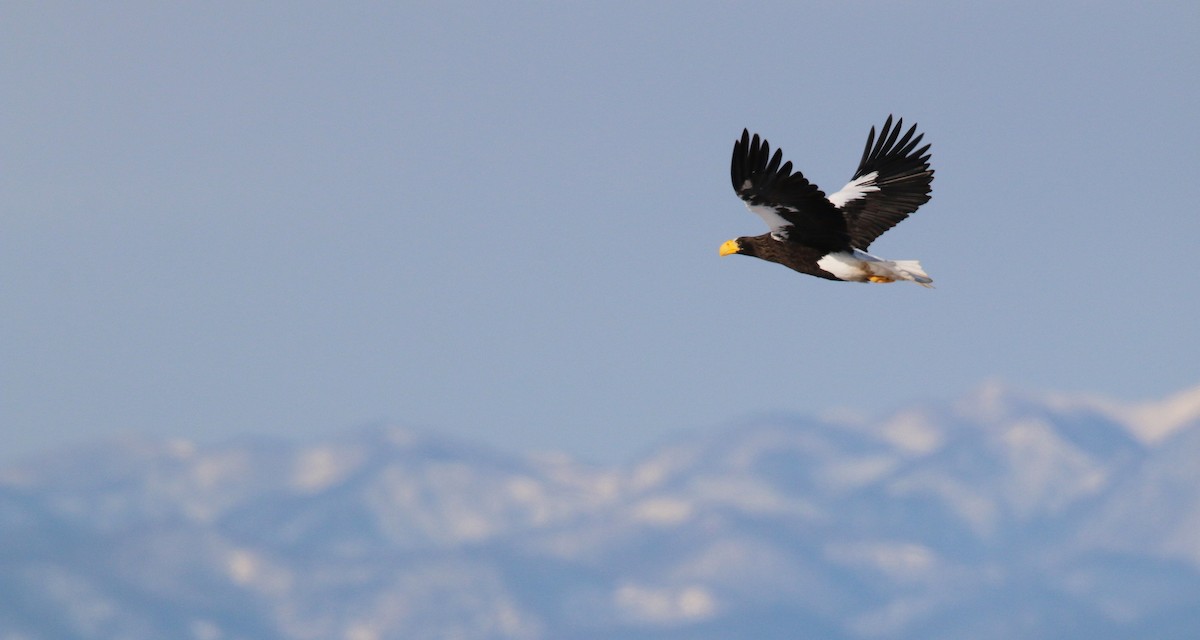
831,116,934,250
731,129,850,253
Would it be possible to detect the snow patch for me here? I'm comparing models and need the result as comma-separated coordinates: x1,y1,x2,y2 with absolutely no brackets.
190,451,251,489
880,410,944,455
819,455,899,491
614,583,717,624
226,549,291,594
1050,383,1200,444
631,498,693,525
825,541,938,580
291,446,362,492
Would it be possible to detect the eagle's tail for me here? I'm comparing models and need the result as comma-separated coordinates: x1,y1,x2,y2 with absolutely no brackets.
863,258,933,287
878,259,933,287
823,249,934,287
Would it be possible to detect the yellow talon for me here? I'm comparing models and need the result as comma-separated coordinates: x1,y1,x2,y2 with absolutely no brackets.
868,276,895,283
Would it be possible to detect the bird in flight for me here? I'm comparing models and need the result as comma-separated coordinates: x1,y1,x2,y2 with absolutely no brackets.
721,116,935,286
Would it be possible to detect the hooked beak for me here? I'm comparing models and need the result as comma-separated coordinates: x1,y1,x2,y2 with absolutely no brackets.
718,239,740,257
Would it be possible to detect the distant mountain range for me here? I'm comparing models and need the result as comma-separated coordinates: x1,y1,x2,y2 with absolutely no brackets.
4,382,1200,639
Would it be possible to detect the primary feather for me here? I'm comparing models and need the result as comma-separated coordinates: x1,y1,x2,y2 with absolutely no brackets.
834,115,934,250
730,129,849,252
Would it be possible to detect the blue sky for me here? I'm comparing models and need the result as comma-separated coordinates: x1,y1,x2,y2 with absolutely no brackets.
3,1,1198,464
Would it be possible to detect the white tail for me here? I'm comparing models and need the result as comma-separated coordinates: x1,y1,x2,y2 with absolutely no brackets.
817,250,934,287
884,259,933,287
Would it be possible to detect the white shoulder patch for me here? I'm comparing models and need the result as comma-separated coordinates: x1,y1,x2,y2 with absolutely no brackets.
827,171,879,208
746,203,792,233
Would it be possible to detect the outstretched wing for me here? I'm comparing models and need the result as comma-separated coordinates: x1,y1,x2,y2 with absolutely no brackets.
828,116,933,250
731,129,849,252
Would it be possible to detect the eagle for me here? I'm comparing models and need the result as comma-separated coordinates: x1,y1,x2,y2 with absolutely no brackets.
720,116,935,286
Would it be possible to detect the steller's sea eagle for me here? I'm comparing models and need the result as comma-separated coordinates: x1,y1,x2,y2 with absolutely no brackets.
721,116,935,286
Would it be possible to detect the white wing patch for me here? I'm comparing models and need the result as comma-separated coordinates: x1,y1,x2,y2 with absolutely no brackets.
827,171,879,208
745,202,792,234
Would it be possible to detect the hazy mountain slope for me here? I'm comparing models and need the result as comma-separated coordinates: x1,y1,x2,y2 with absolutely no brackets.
3,382,1199,639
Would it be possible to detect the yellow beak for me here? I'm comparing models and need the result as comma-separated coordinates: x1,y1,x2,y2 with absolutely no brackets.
719,239,740,257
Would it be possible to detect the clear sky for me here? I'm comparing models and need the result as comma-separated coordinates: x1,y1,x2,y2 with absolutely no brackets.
3,1,1198,465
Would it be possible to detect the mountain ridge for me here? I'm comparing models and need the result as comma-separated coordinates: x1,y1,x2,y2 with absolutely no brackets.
3,382,1200,639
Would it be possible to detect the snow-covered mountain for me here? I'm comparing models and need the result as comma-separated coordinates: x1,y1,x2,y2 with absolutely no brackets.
4,382,1200,639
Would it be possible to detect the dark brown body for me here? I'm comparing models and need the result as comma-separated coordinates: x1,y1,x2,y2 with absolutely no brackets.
734,234,841,281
